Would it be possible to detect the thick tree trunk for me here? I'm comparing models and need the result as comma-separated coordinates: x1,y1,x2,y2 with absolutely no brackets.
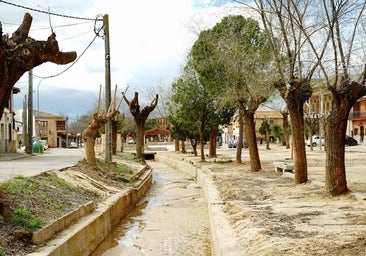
0,13,76,117
123,92,158,161
181,140,186,153
276,78,312,184
236,102,244,164
83,127,98,166
325,81,366,196
289,108,308,184
325,112,348,196
135,120,145,160
244,112,261,171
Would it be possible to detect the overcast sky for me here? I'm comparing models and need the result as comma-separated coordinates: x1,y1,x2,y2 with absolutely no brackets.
1,0,246,120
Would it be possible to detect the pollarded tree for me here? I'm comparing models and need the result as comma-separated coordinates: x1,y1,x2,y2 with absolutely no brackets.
123,92,158,160
254,0,366,195
251,0,322,184
0,13,76,117
83,87,122,166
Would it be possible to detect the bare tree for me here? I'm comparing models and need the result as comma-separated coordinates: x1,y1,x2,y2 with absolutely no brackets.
0,13,76,117
83,86,122,166
123,92,158,160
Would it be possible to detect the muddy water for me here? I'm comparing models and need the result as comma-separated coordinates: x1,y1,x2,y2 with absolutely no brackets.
91,160,211,256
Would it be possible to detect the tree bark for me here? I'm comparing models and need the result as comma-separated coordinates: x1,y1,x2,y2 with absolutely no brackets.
325,81,366,196
83,110,119,166
0,13,77,117
174,136,179,152
181,140,186,153
199,126,205,161
209,131,217,158
276,78,312,184
123,92,158,161
236,102,244,164
244,111,262,171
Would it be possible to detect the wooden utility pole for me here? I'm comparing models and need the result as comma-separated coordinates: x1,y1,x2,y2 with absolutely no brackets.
26,70,33,154
104,14,112,162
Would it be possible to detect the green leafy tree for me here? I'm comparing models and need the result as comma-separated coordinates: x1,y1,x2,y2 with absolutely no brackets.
191,15,275,171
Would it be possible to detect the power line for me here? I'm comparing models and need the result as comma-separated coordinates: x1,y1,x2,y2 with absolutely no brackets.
0,0,102,21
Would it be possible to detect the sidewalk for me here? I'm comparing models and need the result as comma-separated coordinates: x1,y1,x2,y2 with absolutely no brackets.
0,151,32,161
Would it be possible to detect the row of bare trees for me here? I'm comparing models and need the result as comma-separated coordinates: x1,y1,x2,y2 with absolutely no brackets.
170,0,366,196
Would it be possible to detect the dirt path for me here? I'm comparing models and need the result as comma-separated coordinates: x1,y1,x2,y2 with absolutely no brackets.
92,160,211,256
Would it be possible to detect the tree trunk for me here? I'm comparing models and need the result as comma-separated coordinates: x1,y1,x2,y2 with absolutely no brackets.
325,81,366,196
83,127,98,166
289,107,308,184
276,79,311,184
174,136,180,152
236,102,244,164
265,127,270,150
192,143,198,156
282,112,290,149
123,92,158,161
244,111,261,171
209,131,217,158
199,127,206,161
135,120,145,160
181,140,186,153
111,119,117,154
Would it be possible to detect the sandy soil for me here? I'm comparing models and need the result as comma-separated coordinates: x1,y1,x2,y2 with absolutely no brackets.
203,144,366,255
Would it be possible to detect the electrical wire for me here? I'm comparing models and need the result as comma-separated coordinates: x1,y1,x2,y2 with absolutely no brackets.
0,0,106,79
0,0,101,21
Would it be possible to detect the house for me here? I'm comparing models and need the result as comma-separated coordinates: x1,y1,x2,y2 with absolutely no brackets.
349,96,366,143
14,109,69,148
222,105,283,144
0,87,20,153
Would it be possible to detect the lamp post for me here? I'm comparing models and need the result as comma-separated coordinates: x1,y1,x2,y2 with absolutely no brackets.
37,78,45,153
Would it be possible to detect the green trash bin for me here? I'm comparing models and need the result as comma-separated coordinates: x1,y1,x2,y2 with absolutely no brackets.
32,140,44,154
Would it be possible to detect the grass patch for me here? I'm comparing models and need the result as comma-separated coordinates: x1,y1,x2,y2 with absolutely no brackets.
10,208,42,230
95,159,135,181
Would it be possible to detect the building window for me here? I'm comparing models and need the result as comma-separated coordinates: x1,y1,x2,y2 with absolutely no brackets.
41,121,48,127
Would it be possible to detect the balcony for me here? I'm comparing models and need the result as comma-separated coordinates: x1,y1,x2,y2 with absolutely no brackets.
348,111,366,120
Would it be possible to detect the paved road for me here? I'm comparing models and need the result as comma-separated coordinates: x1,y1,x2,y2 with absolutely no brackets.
0,148,85,182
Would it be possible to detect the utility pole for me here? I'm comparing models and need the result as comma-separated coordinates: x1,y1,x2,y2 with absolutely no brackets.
26,70,33,154
104,14,112,162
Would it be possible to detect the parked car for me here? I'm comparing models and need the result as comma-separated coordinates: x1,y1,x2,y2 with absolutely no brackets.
228,140,238,148
306,135,325,147
69,142,78,148
128,139,136,144
345,135,358,146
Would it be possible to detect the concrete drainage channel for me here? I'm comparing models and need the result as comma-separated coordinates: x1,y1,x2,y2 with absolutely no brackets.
29,153,241,256
28,166,152,256
155,153,242,256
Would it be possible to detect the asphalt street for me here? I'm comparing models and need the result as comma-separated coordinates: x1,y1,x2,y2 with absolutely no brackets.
0,147,85,182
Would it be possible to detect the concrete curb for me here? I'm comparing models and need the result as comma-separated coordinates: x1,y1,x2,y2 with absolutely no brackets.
28,166,153,256
155,153,242,256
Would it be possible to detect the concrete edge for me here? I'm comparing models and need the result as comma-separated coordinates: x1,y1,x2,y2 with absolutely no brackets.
32,201,95,245
28,166,153,256
155,153,241,256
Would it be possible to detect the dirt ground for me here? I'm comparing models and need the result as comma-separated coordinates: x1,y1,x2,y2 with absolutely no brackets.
202,144,366,255
1,145,366,255
0,155,142,256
